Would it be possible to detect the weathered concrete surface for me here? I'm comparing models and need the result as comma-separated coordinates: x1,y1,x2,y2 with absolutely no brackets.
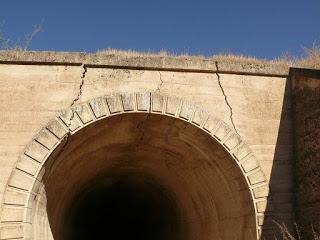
0,51,295,239
0,50,290,76
291,68,320,239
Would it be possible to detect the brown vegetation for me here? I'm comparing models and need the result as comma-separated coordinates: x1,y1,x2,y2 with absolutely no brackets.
272,222,320,240
97,44,320,70
0,21,42,51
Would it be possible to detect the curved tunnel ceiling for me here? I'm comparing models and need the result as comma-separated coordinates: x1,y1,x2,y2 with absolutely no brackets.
42,113,256,240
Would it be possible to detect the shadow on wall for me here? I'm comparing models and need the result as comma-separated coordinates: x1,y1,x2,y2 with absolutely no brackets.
289,68,320,239
261,77,295,239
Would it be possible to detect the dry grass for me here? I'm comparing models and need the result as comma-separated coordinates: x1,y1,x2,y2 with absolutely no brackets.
96,48,198,60
298,44,320,69
273,222,320,240
0,22,42,51
97,45,320,70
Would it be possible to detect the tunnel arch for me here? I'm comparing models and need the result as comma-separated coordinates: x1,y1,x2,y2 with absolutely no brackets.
0,92,269,240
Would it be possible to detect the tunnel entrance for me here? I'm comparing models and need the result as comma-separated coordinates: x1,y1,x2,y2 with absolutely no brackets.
41,112,257,240
64,173,180,240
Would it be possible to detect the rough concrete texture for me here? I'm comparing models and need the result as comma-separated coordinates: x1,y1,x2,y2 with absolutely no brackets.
0,50,290,76
291,68,320,239
0,51,296,240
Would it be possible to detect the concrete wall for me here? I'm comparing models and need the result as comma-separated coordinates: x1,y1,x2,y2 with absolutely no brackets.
0,51,294,239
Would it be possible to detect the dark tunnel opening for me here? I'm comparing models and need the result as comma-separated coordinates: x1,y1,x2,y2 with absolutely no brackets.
42,113,257,240
63,173,181,240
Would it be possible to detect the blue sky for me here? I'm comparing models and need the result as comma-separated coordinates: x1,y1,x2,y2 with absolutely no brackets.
0,0,319,59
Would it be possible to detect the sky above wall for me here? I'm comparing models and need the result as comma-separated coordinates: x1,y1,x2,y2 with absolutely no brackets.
0,0,319,59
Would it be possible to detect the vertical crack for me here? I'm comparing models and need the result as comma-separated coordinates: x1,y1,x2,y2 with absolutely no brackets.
157,71,164,92
215,61,240,136
136,93,152,146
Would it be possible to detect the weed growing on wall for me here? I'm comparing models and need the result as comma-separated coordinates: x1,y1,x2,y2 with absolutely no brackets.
0,19,42,50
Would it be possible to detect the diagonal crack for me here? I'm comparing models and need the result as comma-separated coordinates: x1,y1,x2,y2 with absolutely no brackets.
70,64,87,121
70,64,87,109
44,64,87,181
65,64,87,136
215,61,240,136
64,63,87,140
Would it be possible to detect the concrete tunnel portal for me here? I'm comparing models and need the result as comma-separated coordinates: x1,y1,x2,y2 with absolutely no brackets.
39,112,256,240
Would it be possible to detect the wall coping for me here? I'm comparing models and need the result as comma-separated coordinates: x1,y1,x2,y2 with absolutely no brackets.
0,50,291,77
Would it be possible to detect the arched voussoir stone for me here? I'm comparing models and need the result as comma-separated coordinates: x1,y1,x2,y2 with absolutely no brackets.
0,92,269,240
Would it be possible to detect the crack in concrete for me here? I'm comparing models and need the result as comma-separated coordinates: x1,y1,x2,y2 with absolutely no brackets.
44,64,87,180
68,63,87,126
136,93,152,145
64,64,87,139
157,71,164,92
70,64,87,110
215,61,240,136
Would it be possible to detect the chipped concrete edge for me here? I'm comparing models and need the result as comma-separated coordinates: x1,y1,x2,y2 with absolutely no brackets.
0,50,290,77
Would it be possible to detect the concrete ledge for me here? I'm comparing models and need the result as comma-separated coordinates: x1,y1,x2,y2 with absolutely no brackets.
0,50,290,77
